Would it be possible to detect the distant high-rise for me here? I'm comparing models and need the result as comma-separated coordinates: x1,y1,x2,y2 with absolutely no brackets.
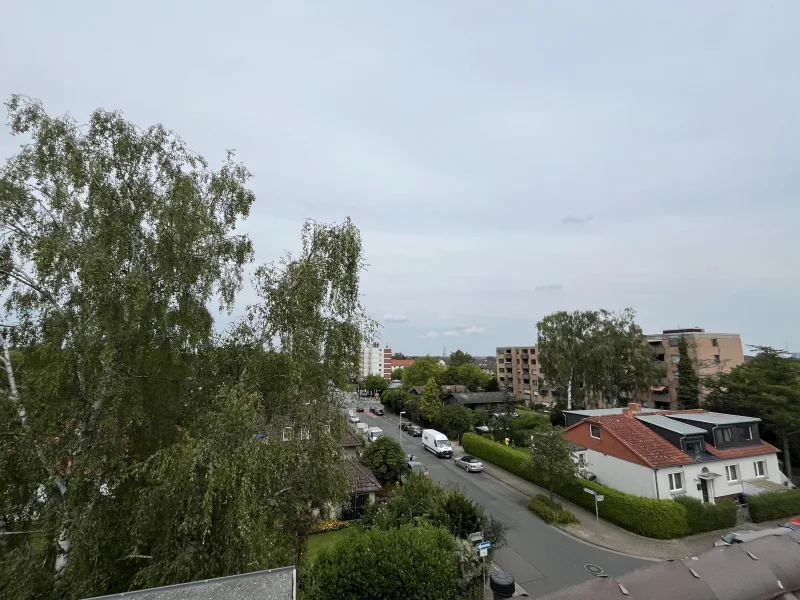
359,342,392,380
495,346,548,403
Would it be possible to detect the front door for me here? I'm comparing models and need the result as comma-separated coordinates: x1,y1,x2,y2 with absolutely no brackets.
700,478,709,503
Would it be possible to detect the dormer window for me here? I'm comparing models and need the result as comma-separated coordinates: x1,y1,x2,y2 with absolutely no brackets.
715,427,732,445
685,439,704,456
738,425,753,441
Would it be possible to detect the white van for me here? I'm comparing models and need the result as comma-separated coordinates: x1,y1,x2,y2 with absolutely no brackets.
366,427,383,443
422,429,453,458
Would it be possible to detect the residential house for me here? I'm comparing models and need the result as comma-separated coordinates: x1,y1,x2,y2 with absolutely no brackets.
563,403,787,504
391,358,415,371
409,384,467,396
343,460,380,520
473,357,496,376
443,391,512,412
86,566,296,599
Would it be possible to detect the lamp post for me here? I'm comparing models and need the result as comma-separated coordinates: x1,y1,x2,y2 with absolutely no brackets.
399,411,407,455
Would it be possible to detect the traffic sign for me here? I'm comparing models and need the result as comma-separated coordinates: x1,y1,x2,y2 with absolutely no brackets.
583,487,596,495
476,541,491,551
595,495,605,502
479,548,488,557
468,532,484,543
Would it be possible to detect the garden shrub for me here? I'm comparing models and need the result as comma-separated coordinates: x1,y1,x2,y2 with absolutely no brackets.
308,525,461,600
747,489,800,522
674,496,737,534
528,494,578,525
311,520,346,533
462,433,689,539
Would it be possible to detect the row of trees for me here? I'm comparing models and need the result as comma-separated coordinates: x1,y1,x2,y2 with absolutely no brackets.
0,96,375,599
394,354,495,392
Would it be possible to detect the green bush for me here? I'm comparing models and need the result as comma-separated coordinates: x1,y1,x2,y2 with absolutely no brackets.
747,489,800,522
674,496,737,534
308,525,460,600
528,494,578,524
462,433,689,539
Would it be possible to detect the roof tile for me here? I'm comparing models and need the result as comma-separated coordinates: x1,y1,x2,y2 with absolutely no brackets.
705,440,779,459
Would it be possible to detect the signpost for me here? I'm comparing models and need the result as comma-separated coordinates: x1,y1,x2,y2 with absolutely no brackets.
468,531,484,543
583,487,604,523
476,541,492,599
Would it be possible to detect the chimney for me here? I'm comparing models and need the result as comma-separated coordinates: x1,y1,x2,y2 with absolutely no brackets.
628,402,642,412
622,408,632,418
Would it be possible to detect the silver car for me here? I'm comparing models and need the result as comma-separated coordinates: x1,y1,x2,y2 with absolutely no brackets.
713,527,791,547
454,455,484,472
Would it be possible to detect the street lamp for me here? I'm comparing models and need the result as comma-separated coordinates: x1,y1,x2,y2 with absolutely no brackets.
399,411,407,455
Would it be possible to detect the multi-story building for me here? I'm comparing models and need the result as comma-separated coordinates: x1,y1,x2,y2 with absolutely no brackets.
359,342,392,380
644,328,744,409
472,357,496,376
495,346,545,403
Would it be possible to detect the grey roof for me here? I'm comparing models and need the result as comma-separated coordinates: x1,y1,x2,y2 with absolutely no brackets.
637,414,708,435
669,411,761,425
538,529,800,600
85,566,295,599
349,460,381,493
445,391,509,405
564,407,662,417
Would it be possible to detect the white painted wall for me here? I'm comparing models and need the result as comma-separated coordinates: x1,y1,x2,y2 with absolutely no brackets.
579,449,657,497
579,449,783,502
656,454,782,503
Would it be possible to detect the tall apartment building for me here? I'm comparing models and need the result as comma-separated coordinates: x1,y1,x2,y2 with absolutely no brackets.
359,342,392,380
495,346,546,403
644,328,744,409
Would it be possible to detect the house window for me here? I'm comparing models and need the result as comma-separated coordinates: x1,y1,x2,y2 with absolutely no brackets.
282,427,293,442
668,472,684,492
725,464,739,482
499,368,505,373
712,338,718,347
753,460,766,477
714,355,720,364
577,452,587,467
498,358,504,364
715,427,732,444
300,428,311,441
738,425,753,441
671,355,680,364
669,338,680,347
685,440,703,456
590,424,600,439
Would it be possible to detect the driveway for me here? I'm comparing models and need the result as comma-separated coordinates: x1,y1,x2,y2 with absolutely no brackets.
357,410,648,597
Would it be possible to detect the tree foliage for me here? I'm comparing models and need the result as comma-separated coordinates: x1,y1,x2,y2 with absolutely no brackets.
676,337,701,409
438,405,474,443
359,436,407,487
401,356,441,390
419,377,443,423
448,350,473,368
705,347,800,481
0,97,373,598
361,373,388,394
529,426,579,503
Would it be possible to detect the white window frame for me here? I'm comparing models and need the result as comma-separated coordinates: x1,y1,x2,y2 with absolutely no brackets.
576,452,587,468
300,427,311,441
725,464,739,482
281,426,293,442
668,472,684,492
753,460,766,478
323,424,331,435
739,425,753,441
590,424,600,439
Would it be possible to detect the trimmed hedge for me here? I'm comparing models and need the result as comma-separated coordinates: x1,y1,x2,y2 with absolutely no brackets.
747,489,800,522
462,433,689,539
528,494,578,525
674,496,736,534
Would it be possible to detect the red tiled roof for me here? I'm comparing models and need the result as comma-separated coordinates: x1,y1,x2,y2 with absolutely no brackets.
349,461,381,493
392,359,415,368
571,415,695,468
705,440,779,459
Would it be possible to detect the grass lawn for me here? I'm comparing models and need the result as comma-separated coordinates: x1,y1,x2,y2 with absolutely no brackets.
307,525,364,560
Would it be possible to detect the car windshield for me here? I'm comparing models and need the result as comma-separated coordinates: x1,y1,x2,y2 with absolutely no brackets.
435,440,450,447
465,457,477,463
721,533,736,544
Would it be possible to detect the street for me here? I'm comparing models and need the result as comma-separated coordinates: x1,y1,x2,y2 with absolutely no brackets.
352,406,648,597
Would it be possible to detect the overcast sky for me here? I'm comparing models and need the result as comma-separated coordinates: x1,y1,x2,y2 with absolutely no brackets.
2,1,799,356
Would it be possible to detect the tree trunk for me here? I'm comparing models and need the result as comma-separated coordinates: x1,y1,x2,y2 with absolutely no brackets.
783,434,793,483
567,375,573,410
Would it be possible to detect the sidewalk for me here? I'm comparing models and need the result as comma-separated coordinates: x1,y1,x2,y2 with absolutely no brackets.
452,442,781,561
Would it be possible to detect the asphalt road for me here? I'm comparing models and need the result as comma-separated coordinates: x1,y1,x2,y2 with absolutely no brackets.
352,407,648,597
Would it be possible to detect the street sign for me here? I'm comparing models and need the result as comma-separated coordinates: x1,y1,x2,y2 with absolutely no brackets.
468,532,484,543
476,541,491,551
583,487,596,495
595,495,604,502
479,548,488,557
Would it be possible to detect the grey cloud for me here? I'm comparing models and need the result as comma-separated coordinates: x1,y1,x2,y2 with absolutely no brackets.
420,331,439,339
443,330,460,337
561,215,593,225
462,326,486,335
534,284,564,293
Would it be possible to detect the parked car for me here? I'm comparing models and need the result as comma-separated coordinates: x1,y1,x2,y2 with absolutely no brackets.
356,406,364,412
406,461,430,478
372,407,384,416
408,425,423,437
348,415,360,423
474,425,490,433
422,429,453,458
400,422,410,431
781,517,800,531
454,455,484,472
713,527,791,547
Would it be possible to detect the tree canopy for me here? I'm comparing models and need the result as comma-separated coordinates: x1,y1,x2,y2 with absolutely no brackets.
530,426,579,503
419,377,443,423
448,350,473,368
401,356,442,389
676,337,701,409
359,436,407,487
362,373,388,393
0,97,374,599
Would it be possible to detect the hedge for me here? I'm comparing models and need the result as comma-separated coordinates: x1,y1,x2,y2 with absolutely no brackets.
528,495,578,525
462,433,689,539
674,496,737,534
747,489,800,522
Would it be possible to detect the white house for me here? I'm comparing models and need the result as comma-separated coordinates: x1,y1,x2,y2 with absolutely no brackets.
563,404,789,504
